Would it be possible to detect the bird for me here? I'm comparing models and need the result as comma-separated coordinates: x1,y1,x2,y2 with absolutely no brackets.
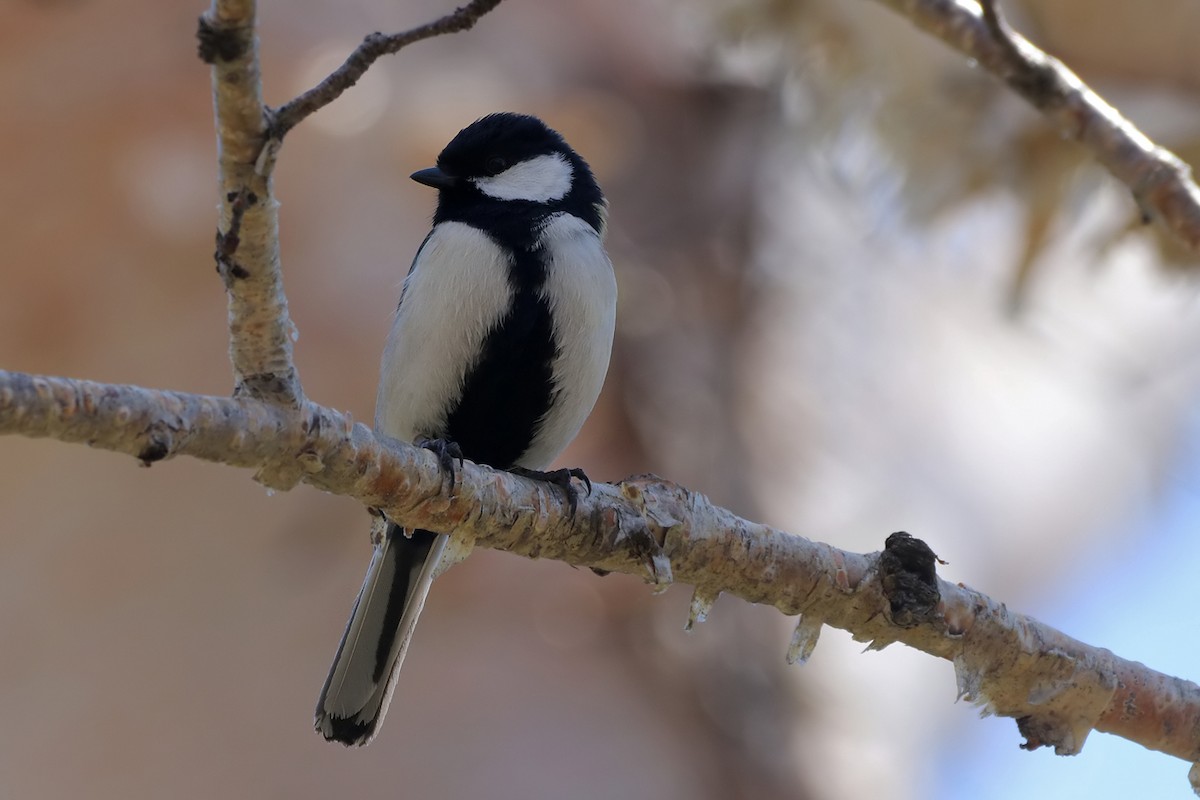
314,113,618,746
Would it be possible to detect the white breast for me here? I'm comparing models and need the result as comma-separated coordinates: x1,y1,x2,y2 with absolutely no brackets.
517,212,618,470
375,222,513,442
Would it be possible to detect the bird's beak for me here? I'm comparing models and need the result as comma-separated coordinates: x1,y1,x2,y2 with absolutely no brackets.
410,167,459,190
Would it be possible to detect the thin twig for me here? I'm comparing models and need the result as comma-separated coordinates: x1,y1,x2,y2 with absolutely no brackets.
978,0,1023,68
2,367,1200,764
268,0,506,138
874,0,1200,253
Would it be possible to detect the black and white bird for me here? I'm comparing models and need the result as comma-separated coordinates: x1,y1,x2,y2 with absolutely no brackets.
314,113,617,746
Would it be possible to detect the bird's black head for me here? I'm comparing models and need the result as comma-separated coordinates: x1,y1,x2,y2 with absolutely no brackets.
411,113,606,240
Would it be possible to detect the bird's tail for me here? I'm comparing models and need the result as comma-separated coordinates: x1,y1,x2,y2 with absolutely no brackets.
314,520,447,746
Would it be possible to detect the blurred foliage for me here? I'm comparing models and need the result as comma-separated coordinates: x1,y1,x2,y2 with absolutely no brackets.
694,0,1200,304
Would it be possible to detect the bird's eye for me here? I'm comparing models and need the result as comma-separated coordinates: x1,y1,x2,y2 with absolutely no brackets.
485,156,508,175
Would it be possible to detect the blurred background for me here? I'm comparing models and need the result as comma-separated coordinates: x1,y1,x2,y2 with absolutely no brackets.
2,0,1199,797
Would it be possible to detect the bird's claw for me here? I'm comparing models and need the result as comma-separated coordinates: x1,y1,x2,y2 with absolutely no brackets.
511,466,592,515
415,435,464,490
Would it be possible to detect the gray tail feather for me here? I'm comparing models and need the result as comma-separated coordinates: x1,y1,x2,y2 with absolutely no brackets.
314,523,447,746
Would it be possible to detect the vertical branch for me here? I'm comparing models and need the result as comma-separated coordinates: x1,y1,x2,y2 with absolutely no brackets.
198,0,303,406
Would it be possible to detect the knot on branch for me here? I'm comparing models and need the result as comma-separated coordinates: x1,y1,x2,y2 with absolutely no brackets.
952,604,1119,757
1017,713,1084,755
234,369,303,409
879,531,943,628
215,189,258,284
196,15,251,64
248,402,332,490
136,422,174,466
999,647,1119,756
609,475,676,586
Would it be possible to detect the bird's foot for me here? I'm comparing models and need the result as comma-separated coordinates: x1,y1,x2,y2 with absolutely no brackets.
415,435,464,490
510,466,592,515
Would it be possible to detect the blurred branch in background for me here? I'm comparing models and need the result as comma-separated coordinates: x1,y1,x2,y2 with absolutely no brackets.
873,0,1200,254
651,1,1200,797
269,0,504,137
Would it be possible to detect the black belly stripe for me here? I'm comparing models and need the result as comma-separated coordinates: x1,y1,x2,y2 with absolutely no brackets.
443,276,557,469
431,203,564,470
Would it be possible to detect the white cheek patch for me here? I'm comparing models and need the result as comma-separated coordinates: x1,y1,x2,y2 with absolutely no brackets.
472,153,574,202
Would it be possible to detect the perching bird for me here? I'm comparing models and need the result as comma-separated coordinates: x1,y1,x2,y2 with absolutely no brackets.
314,113,617,746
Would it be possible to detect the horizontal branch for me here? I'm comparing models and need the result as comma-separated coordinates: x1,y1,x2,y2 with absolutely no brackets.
268,0,506,138
873,0,1200,253
2,367,1199,767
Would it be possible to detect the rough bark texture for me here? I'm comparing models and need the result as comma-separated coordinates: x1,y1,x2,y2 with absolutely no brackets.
4,0,1200,792
2,367,1199,764
202,0,301,406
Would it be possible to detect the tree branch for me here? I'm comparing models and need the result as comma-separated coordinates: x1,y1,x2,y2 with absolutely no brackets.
192,0,506,407
268,0,506,139
2,367,1199,767
872,0,1200,253
197,0,303,407
6,0,1199,790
